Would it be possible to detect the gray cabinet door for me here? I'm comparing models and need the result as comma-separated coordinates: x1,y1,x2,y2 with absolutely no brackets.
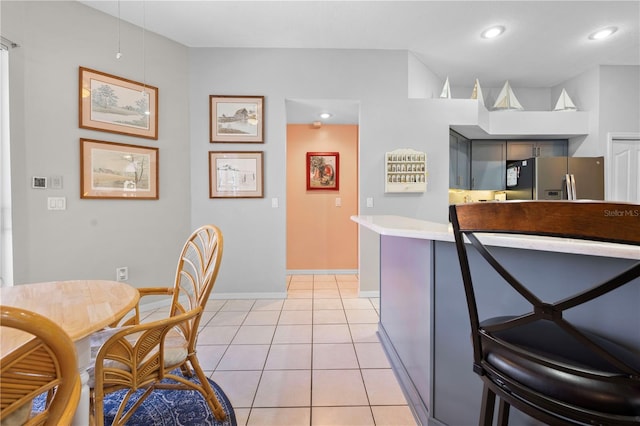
471,141,506,190
449,133,470,189
507,140,567,160
537,140,568,158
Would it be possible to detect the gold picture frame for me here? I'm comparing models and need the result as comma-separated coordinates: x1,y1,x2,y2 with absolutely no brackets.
79,67,158,140
80,138,159,199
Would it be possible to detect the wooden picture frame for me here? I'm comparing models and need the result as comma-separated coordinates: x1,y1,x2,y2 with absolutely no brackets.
209,151,264,198
307,152,339,190
80,138,159,199
210,95,264,143
79,67,158,139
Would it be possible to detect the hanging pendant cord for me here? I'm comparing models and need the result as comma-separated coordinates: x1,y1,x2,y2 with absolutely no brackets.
116,0,122,59
142,0,146,93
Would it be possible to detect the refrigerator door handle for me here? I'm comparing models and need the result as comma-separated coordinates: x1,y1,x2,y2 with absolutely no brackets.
565,174,573,200
570,174,577,200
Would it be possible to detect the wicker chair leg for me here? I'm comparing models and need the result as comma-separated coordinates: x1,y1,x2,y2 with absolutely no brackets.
190,356,227,421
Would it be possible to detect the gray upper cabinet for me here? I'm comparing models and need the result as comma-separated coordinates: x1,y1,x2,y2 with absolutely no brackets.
471,140,506,190
449,132,470,189
507,140,568,161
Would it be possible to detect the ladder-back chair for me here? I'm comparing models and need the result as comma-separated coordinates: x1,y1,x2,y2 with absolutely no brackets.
91,225,225,425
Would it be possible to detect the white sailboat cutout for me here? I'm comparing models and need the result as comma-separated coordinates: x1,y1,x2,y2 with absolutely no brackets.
493,80,524,111
440,77,451,99
470,78,484,103
553,88,578,112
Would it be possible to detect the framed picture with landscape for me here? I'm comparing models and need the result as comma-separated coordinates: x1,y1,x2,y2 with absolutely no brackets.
79,67,158,139
80,138,159,199
307,152,339,191
209,151,264,198
210,95,264,143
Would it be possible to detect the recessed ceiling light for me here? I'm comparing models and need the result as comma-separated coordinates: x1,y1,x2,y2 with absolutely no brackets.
320,112,332,119
588,26,618,40
481,26,505,39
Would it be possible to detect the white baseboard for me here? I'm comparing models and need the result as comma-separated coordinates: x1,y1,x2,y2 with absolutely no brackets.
139,290,379,313
139,292,287,312
210,292,288,300
286,269,358,275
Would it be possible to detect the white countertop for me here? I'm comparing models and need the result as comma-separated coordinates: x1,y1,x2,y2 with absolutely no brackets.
352,215,640,260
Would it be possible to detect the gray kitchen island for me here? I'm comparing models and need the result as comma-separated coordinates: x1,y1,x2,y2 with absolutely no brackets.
352,214,640,426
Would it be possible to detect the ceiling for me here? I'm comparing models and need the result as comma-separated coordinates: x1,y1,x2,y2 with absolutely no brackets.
78,1,639,124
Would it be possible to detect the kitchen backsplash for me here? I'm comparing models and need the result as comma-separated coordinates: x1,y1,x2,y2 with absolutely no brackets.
449,189,507,204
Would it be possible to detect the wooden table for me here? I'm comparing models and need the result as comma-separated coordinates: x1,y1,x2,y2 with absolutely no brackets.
0,280,139,425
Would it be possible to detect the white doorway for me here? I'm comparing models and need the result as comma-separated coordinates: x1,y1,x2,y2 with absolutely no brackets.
607,133,640,203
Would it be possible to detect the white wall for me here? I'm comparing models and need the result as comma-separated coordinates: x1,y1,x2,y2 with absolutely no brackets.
556,65,639,156
189,48,458,296
3,1,191,287
597,65,640,153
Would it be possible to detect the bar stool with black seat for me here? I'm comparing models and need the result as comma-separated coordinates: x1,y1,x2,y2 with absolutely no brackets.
449,201,640,425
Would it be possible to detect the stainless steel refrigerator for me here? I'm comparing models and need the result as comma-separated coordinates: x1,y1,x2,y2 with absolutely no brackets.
505,156,604,200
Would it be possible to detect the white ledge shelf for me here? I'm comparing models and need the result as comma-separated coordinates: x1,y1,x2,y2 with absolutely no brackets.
444,99,590,139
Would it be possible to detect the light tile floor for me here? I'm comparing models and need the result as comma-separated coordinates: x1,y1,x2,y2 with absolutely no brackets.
144,274,417,426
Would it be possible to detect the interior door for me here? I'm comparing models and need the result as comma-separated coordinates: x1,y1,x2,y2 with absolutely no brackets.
609,138,640,202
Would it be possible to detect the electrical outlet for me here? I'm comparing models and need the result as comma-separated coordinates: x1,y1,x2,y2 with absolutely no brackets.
116,267,128,282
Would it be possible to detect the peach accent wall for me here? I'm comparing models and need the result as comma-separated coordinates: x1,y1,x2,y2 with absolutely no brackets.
286,124,359,271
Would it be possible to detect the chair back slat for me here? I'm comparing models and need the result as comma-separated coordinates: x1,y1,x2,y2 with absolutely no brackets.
1,306,81,426
171,225,223,327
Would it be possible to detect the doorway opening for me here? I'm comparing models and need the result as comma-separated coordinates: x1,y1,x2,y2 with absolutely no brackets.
284,99,360,278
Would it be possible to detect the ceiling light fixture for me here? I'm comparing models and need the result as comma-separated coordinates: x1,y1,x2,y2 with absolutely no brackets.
320,112,332,119
588,26,618,40
481,26,505,39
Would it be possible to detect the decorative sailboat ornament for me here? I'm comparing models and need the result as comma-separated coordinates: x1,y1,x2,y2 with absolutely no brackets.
553,88,577,112
470,79,484,103
493,80,524,111
439,77,451,99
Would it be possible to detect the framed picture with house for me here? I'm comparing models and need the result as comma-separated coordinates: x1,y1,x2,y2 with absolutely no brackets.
210,95,264,143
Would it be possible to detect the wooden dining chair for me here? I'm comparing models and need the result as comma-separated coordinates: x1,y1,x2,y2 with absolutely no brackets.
449,201,640,425
90,225,226,426
0,306,81,426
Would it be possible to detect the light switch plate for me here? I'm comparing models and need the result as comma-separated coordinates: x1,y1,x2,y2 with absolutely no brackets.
50,175,63,189
47,197,66,210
